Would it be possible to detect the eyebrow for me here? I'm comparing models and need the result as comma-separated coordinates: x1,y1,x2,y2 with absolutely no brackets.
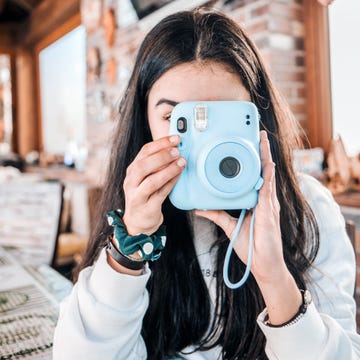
155,98,179,107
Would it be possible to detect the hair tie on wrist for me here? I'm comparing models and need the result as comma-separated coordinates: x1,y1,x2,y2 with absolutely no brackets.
106,209,166,261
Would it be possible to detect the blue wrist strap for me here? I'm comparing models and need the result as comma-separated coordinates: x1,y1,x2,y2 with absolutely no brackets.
223,208,256,289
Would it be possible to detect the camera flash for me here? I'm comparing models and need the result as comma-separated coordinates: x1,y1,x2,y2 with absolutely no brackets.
194,104,208,131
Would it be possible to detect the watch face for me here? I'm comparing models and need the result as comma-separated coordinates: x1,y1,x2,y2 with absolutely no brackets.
303,289,312,306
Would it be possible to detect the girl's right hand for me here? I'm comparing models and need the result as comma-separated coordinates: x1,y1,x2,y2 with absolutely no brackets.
122,135,186,236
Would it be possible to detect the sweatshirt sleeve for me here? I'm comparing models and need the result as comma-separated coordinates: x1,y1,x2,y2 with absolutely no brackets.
257,173,360,359
53,248,151,360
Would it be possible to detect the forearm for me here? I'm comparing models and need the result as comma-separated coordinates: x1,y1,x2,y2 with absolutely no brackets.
256,174,360,359
257,268,302,326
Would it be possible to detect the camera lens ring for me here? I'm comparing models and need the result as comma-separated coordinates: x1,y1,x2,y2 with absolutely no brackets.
198,139,261,196
219,156,241,178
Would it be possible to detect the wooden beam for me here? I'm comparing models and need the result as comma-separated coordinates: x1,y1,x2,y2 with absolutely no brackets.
11,0,42,12
0,0,6,12
15,48,38,156
303,0,333,150
34,12,81,52
17,0,80,47
11,0,34,12
0,24,18,48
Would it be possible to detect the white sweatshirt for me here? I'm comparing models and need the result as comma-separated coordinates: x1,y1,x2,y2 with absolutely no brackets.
53,174,360,359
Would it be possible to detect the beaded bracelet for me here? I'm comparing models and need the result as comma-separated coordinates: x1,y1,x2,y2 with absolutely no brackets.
264,289,312,328
106,209,166,261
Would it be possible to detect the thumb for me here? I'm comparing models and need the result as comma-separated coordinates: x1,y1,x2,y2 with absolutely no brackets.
195,210,237,239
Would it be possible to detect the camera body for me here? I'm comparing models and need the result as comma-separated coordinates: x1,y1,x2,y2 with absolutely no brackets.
169,101,263,210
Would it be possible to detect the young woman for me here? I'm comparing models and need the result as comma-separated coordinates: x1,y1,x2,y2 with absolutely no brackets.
53,8,360,359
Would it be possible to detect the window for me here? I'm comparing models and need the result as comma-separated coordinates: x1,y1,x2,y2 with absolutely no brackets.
0,54,12,154
39,26,86,156
329,0,360,156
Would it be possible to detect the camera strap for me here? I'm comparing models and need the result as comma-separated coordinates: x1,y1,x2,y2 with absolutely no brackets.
223,208,256,289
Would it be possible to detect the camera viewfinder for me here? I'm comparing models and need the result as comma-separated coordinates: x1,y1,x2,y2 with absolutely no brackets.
177,117,187,133
194,103,208,131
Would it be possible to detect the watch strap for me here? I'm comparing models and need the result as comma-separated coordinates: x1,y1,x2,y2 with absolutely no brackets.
106,236,146,271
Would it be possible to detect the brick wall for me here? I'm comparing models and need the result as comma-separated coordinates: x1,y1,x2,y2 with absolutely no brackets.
225,0,306,125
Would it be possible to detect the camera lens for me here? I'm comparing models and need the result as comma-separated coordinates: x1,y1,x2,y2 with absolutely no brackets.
219,157,241,178
177,117,187,133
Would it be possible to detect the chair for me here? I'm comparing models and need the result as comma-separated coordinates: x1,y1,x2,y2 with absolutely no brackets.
346,220,356,250
0,180,64,266
54,184,101,268
345,220,357,301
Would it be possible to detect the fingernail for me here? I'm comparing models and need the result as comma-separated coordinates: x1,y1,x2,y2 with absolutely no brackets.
169,135,179,143
170,148,180,157
177,158,186,167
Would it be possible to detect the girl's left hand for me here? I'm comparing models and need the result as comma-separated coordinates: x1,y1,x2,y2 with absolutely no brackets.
196,130,288,286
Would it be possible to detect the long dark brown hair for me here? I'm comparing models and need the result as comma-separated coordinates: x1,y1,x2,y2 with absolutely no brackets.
75,8,319,359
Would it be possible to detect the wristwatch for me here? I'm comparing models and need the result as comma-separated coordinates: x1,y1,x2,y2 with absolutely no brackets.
106,235,146,271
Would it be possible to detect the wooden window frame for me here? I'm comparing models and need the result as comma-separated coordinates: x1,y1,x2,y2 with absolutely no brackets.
34,13,81,152
12,0,80,157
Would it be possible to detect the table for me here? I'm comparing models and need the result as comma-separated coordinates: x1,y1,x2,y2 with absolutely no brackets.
335,190,360,209
0,247,73,359
333,190,360,242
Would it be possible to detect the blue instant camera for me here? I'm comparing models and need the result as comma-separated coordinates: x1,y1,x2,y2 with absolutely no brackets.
169,101,263,210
